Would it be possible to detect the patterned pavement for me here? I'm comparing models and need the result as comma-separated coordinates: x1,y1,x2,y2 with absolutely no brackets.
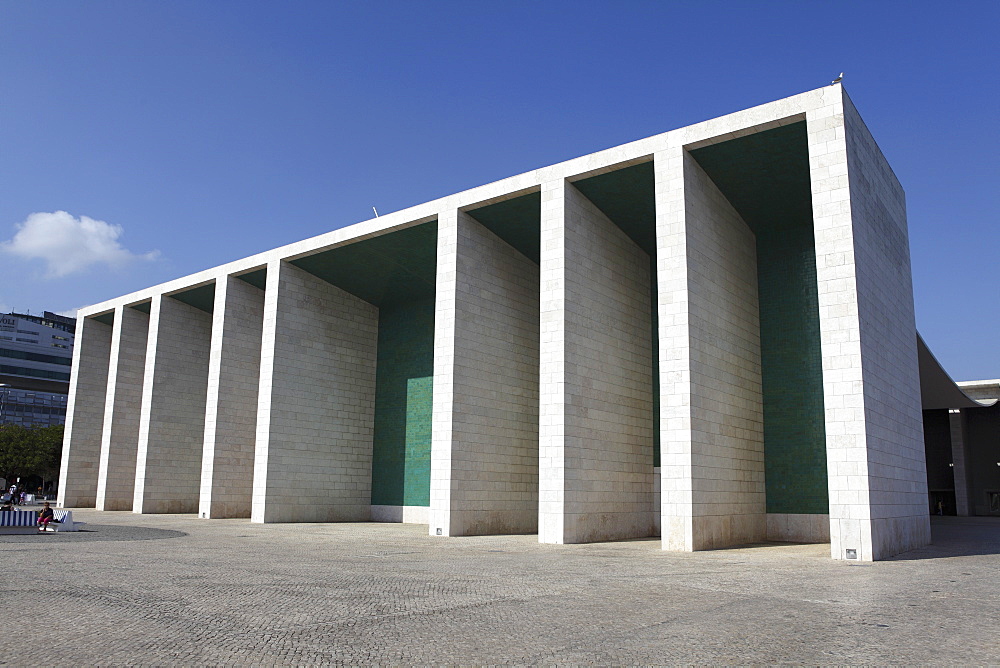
2,511,998,665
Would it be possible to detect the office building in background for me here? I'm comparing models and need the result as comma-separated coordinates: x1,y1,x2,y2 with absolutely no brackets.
0,311,75,427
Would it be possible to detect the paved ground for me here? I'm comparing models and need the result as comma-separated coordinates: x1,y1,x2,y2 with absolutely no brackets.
2,511,999,665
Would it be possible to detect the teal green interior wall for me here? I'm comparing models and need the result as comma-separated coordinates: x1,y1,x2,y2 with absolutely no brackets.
370,298,435,507
467,192,542,264
690,122,828,515
236,268,267,290
92,312,115,326
755,221,827,513
291,222,437,306
170,283,215,313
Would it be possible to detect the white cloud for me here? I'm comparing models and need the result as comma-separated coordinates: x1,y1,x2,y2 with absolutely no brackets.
1,211,159,278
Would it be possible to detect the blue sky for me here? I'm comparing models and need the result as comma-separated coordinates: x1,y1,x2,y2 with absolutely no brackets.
1,1,997,380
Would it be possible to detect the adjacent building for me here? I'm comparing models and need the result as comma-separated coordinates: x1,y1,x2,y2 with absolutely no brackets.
922,376,1000,517
0,311,76,427
59,84,944,560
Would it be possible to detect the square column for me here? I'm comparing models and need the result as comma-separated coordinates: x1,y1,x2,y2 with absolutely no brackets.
538,180,655,544
96,305,149,510
948,410,970,516
654,146,695,551
807,85,930,560
428,209,540,537
133,294,214,514
656,149,766,552
252,260,378,523
199,275,265,519
57,315,113,508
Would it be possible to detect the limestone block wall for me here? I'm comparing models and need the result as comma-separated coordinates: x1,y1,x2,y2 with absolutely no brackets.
429,210,459,534
252,261,378,523
682,152,765,549
807,91,871,560
807,85,929,560
652,466,661,535
538,180,655,544
200,276,264,519
842,92,929,556
655,147,698,551
133,295,213,514
428,209,539,537
58,316,113,508
96,305,149,510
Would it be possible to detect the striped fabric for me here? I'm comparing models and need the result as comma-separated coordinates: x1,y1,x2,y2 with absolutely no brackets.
0,510,38,526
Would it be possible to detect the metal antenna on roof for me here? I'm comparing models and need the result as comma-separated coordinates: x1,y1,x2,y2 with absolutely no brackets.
372,206,379,218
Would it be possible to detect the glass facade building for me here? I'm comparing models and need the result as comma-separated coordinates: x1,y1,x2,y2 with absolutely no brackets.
0,386,69,427
0,311,75,427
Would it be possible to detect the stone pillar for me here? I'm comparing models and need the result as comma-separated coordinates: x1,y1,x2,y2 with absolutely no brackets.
252,260,378,523
133,294,213,514
57,315,113,508
428,209,539,537
96,305,149,510
654,146,695,551
949,410,970,517
656,149,766,551
807,84,930,560
538,179,655,544
199,275,265,519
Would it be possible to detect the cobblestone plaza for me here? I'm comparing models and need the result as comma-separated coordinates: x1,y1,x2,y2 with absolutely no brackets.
2,512,999,664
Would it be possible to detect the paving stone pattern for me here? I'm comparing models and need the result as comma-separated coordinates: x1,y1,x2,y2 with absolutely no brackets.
3,511,998,665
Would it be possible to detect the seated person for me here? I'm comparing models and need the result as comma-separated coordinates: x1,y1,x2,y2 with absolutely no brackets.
37,502,55,530
0,500,12,512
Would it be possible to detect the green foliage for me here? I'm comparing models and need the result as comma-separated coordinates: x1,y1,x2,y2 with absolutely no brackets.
0,424,64,484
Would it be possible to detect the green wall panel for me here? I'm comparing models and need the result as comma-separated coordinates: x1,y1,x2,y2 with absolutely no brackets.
170,283,215,313
467,192,541,264
756,223,828,514
291,222,437,308
370,297,435,507
92,311,115,326
236,268,267,290
691,122,828,515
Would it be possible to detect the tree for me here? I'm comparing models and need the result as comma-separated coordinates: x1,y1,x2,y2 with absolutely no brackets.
31,424,64,483
0,423,64,487
0,423,32,485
